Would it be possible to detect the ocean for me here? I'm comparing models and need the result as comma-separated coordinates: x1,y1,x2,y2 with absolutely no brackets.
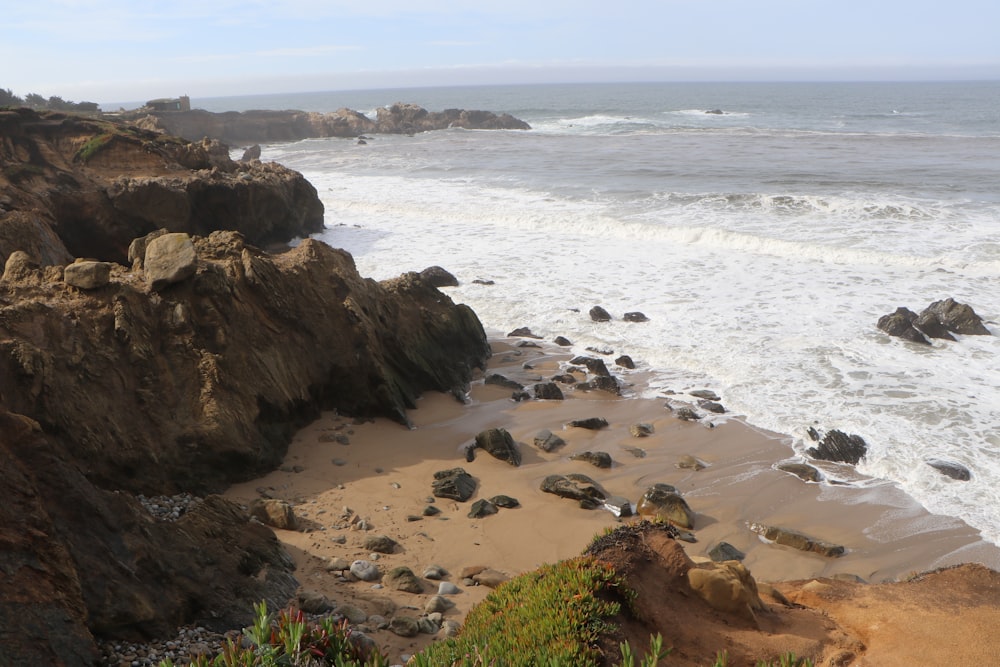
199,81,1000,545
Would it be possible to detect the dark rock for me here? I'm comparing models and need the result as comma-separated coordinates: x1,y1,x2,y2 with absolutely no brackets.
570,451,613,469
388,615,420,637
467,499,499,518
708,542,746,562
674,407,700,422
533,382,565,400
877,307,930,344
567,417,609,430
577,376,621,395
706,109,724,115
298,591,334,614
432,468,477,501
473,428,521,466
507,326,542,339
589,305,612,322
569,356,612,377
516,340,541,348
914,311,957,341
489,495,520,508
586,345,614,355
636,484,695,528
422,505,442,517
689,389,720,401
615,355,635,369
623,311,649,322
534,430,566,452
927,459,971,481
553,336,573,346
551,373,577,384
807,430,867,465
698,400,726,414
363,534,399,554
511,390,531,402
484,374,524,390
472,278,494,285
418,265,459,288
749,522,845,558
776,462,821,483
922,298,991,335
540,473,607,506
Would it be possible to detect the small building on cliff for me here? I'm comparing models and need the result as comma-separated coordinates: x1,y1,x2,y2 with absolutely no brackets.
145,96,191,111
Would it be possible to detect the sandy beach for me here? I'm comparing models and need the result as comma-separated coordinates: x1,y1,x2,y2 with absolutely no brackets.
224,338,1000,662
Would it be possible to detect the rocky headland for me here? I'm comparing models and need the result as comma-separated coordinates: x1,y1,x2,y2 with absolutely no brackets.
124,102,531,146
0,110,490,664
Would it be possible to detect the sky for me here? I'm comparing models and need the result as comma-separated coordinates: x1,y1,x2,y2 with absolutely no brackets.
3,0,999,106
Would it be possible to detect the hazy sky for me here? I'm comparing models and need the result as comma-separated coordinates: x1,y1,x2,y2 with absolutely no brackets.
4,0,999,105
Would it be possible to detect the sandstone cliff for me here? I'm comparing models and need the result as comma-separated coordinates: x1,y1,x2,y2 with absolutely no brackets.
0,108,324,265
128,102,531,145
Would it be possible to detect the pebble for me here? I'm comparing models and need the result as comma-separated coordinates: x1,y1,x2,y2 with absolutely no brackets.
98,624,225,666
137,493,203,521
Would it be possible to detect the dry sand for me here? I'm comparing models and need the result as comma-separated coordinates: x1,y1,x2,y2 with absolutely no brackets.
224,339,1000,662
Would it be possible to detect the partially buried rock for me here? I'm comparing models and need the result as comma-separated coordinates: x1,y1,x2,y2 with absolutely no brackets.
489,494,520,508
623,311,649,322
674,407,700,422
806,429,867,465
144,232,197,290
533,382,564,400
418,265,459,288
676,455,706,471
553,336,573,346
474,428,522,466
577,376,620,395
926,459,971,481
384,567,423,594
64,260,112,290
748,522,845,558
425,595,455,613
687,560,764,621
472,569,510,588
567,417,609,430
350,560,381,582
589,305,612,322
534,430,566,452
484,373,524,390
467,499,498,518
507,326,542,339
708,542,746,563
776,462,821,483
571,451,613,469
636,483,695,529
363,534,399,554
540,473,607,509
629,423,654,438
698,400,726,414
432,468,477,501
249,498,297,530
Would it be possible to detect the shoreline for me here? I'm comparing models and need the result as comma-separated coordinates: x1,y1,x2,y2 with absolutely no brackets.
224,337,1000,662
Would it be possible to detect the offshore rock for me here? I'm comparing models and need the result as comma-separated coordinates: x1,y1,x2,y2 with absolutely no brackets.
922,298,991,335
807,429,868,465
877,307,930,344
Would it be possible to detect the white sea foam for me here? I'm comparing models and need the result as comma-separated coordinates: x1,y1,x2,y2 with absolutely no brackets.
262,82,1000,545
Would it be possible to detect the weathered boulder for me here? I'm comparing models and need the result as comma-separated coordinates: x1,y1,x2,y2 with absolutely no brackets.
534,429,566,452
363,534,399,554
570,355,612,377
484,373,524,390
63,260,113,289
468,498,499,518
578,375,621,395
623,311,649,322
777,462,822,483
636,484,696,529
748,522,845,558
350,560,381,582
540,473,607,509
807,429,867,465
533,382,565,400
249,498,297,530
589,305,612,322
473,428,522,466
144,232,197,289
629,423,654,438
384,567,423,594
698,400,726,414
489,494,520,508
615,354,635,369
432,468,477,501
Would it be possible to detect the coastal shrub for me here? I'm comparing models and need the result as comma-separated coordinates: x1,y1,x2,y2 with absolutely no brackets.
74,132,116,163
156,601,388,667
416,556,630,666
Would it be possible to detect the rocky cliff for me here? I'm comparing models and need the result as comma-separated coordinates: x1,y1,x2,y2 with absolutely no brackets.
0,108,324,265
0,110,492,664
127,102,531,145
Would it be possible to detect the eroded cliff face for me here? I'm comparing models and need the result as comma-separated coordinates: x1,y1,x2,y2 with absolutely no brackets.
0,108,324,265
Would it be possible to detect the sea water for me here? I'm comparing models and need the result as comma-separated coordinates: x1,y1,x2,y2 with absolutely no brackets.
200,81,1000,544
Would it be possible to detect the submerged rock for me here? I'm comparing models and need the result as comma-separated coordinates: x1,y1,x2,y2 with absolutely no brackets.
589,305,612,322
807,429,867,465
749,522,845,558
927,459,971,481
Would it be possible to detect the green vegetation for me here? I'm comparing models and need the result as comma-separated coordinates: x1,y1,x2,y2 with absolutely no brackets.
1,86,99,112
416,557,629,666
74,132,117,163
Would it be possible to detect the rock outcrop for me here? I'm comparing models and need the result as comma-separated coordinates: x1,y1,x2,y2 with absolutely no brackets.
126,103,531,145
0,108,324,266
877,298,991,344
